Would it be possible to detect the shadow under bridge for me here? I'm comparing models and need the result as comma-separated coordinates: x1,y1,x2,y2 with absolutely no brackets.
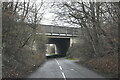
47,38,70,57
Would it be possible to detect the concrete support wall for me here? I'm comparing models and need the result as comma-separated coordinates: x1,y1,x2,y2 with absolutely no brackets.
70,37,78,47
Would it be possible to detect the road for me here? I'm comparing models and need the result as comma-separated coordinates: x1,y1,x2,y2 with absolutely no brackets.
27,58,104,79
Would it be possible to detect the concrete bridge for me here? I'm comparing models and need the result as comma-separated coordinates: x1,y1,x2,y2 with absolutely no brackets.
37,24,80,56
41,25,79,37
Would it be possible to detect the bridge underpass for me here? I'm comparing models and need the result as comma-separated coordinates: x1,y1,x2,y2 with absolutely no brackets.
36,24,80,57
28,25,104,78
46,38,70,57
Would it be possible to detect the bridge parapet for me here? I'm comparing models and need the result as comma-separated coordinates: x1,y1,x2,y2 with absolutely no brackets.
40,25,79,37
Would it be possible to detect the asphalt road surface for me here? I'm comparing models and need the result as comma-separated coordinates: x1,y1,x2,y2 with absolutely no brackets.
27,58,105,79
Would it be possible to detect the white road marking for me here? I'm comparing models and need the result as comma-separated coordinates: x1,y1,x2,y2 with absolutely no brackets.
55,59,66,80
59,66,63,70
61,72,66,80
70,69,74,71
55,59,60,66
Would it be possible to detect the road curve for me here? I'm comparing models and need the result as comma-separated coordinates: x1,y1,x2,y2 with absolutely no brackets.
27,58,104,79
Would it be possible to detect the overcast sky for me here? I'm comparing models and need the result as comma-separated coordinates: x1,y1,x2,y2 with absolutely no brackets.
7,0,120,27
35,0,120,27
40,2,80,27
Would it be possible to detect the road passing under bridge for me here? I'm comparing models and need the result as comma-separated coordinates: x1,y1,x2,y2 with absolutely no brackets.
36,25,80,56
27,58,105,79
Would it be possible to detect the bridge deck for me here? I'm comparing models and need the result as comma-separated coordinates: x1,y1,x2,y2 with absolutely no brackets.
40,25,80,37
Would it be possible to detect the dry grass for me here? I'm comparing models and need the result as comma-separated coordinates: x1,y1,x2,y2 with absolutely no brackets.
78,54,118,78
2,48,46,78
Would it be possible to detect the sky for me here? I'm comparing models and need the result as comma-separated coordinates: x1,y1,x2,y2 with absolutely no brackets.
3,0,119,27
33,0,120,27
3,0,120,2
40,2,80,27
39,3,70,27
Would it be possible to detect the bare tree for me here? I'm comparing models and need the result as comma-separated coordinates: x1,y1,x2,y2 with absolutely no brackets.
51,1,119,58
2,0,48,78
